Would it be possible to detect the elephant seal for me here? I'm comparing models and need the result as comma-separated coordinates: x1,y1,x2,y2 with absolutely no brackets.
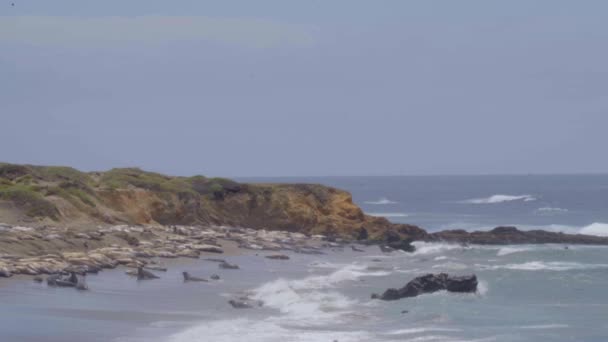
210,274,220,280
137,267,159,280
218,261,239,270
182,272,207,282
351,246,365,252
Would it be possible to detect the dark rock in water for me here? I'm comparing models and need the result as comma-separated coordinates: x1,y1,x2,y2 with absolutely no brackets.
137,267,159,280
379,245,395,253
182,271,207,282
372,273,477,300
210,274,220,280
219,261,239,269
265,254,289,260
427,226,608,245
384,230,402,243
401,310,409,314
387,239,415,253
228,298,262,309
351,245,365,252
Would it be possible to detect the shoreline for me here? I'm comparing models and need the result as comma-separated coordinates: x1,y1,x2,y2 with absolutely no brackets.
0,223,331,283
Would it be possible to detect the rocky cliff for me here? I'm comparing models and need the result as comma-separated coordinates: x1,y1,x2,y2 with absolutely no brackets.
0,163,425,241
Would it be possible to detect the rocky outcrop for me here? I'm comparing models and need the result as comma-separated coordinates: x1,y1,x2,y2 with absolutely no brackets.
427,226,608,245
372,273,478,300
0,163,425,242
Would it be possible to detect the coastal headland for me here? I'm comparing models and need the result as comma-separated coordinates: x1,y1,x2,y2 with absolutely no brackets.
1,162,607,279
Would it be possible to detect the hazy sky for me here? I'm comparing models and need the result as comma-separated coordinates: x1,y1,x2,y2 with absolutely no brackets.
2,1,607,177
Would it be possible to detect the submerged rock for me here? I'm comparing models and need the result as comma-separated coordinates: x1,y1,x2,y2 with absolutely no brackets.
372,273,478,300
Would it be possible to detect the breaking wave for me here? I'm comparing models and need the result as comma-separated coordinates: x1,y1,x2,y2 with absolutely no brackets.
496,246,533,256
477,261,608,271
365,197,398,205
579,222,608,237
535,207,569,214
412,242,469,255
460,194,536,204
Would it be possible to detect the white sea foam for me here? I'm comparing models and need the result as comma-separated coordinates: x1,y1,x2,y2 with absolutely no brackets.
366,212,409,218
168,318,372,342
432,262,468,270
478,261,608,271
385,327,461,335
579,222,608,237
535,207,569,214
519,324,569,330
496,246,532,256
477,280,489,296
460,194,536,204
412,242,467,255
434,256,448,261
364,197,397,205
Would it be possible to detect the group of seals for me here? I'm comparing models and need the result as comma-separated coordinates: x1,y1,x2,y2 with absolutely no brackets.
46,272,88,290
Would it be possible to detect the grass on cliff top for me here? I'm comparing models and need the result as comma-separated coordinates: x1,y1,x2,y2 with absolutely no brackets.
99,168,195,193
98,168,242,199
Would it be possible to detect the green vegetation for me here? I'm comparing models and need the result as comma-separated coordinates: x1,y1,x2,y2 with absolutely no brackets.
0,162,248,220
99,168,193,193
0,183,58,219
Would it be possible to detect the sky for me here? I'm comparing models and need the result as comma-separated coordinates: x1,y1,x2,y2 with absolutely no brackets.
1,0,608,177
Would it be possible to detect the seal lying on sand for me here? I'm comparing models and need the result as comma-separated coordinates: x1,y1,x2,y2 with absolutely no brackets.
137,267,159,280
351,246,365,252
182,271,207,282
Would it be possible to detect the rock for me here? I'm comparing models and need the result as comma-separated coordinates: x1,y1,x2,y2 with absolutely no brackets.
426,226,608,245
265,254,289,260
182,271,207,282
372,273,477,300
228,298,262,309
387,239,416,253
356,227,369,240
219,261,239,269
379,245,395,253
210,274,220,280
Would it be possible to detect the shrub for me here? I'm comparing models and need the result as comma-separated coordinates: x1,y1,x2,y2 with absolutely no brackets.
0,184,58,219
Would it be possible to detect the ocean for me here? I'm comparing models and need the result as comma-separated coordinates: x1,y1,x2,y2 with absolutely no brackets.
1,175,607,341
